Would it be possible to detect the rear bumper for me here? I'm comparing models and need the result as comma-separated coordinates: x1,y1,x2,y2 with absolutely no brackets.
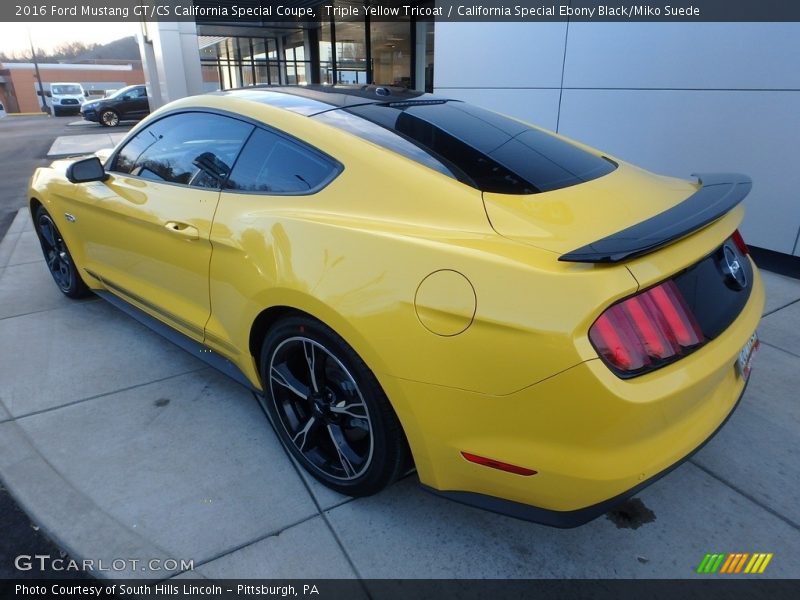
386,263,764,526
421,379,748,528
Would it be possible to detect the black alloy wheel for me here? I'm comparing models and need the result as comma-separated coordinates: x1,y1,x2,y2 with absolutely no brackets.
260,316,408,496
34,206,90,298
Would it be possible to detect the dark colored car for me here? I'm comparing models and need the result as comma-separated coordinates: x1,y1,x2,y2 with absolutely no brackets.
80,85,150,127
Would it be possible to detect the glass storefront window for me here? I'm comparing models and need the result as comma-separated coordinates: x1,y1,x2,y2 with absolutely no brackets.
285,31,307,85
334,20,367,85
319,21,334,84
198,12,425,91
200,34,311,89
370,20,411,88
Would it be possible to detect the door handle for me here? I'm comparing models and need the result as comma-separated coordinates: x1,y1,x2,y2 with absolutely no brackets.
164,221,200,240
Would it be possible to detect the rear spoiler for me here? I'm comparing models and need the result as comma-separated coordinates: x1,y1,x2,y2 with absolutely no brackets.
559,173,752,263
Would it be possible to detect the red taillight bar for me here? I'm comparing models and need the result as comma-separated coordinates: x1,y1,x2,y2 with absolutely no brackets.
589,280,705,376
732,229,749,255
648,282,703,348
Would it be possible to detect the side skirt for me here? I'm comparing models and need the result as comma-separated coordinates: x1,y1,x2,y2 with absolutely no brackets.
94,289,257,391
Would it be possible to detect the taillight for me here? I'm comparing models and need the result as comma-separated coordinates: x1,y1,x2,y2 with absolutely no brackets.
732,229,749,255
589,280,705,376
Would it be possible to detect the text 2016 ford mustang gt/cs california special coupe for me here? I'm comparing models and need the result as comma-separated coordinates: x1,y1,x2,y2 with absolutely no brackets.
29,85,762,527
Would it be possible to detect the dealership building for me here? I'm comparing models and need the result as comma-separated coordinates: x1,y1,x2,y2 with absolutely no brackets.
132,3,798,259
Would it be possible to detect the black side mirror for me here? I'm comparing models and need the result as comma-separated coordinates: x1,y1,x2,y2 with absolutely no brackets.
44,90,52,98
84,91,89,97
66,157,108,183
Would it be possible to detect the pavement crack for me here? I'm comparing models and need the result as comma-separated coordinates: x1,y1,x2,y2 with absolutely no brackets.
12,366,210,422
689,460,800,532
762,296,800,318
759,340,800,359
0,298,101,322
170,512,322,577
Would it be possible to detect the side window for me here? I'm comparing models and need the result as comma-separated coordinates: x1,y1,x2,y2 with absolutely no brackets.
110,112,253,189
225,128,339,194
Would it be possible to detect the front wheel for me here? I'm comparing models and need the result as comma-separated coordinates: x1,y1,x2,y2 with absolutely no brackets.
259,316,408,496
99,109,119,127
34,206,90,298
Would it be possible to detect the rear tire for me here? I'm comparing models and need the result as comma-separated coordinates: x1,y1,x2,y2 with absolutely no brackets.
33,206,90,299
259,316,408,496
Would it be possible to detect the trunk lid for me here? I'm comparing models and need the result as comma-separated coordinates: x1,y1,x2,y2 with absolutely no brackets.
482,160,701,258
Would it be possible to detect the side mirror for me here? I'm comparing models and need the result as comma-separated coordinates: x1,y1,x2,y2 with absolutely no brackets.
84,91,89,97
66,156,108,184
44,90,52,98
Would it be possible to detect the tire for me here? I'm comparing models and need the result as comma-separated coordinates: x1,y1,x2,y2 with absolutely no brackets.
99,109,119,127
33,206,91,299
51,107,61,117
260,316,408,496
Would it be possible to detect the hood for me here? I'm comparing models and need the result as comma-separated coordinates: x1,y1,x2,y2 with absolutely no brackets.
482,161,699,258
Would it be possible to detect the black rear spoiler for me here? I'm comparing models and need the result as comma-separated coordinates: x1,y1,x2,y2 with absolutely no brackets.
559,173,752,263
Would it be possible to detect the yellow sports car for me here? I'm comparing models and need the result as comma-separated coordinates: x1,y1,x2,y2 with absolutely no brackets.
28,85,762,527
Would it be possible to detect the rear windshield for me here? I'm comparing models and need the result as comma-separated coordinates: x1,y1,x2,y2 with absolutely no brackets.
313,100,615,194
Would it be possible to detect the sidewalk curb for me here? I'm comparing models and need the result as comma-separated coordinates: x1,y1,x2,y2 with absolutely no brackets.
0,208,30,270
7,207,30,235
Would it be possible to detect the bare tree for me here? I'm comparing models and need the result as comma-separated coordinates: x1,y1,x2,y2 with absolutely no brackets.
0,41,100,63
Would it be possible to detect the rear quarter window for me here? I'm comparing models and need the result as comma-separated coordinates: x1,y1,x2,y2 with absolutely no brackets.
225,127,340,194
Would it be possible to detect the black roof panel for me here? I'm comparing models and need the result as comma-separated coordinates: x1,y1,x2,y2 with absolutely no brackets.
221,84,446,114
220,85,616,194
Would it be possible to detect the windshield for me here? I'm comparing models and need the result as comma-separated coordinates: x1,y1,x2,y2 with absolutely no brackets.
51,85,82,95
108,85,138,99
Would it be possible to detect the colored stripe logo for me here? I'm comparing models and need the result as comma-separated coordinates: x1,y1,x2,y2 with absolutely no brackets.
696,552,773,574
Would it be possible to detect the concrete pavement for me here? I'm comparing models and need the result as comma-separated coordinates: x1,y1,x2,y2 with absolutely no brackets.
0,206,799,579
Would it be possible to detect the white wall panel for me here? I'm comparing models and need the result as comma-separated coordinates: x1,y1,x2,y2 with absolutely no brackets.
564,23,800,91
558,89,800,255
435,22,567,88
434,88,561,131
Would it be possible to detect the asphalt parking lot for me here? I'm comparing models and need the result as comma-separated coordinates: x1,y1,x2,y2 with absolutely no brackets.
0,117,798,580
0,115,133,240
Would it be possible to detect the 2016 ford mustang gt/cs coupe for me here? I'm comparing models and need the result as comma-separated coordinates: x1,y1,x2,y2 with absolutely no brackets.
28,85,762,527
